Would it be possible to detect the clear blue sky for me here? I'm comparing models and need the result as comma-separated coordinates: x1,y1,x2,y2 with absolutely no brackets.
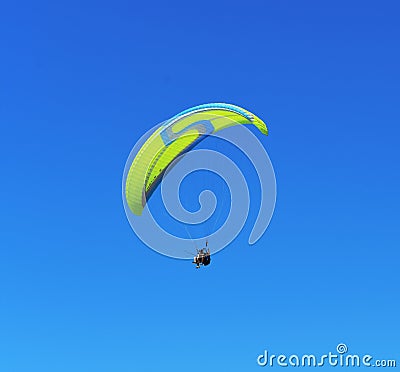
1,1,399,371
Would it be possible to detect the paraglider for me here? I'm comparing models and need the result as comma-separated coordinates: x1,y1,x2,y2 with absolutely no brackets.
124,103,269,267
192,241,211,269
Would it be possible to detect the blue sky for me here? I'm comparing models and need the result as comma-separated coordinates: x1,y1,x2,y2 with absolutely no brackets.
1,0,399,370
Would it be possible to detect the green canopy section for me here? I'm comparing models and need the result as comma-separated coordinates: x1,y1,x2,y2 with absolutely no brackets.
125,103,268,215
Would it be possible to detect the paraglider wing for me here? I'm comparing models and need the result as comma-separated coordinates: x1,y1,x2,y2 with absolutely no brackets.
125,103,268,215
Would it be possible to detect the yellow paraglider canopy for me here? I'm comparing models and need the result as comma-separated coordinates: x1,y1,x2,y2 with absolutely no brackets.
125,103,268,215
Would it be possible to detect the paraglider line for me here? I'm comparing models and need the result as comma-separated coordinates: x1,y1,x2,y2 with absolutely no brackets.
184,224,198,250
